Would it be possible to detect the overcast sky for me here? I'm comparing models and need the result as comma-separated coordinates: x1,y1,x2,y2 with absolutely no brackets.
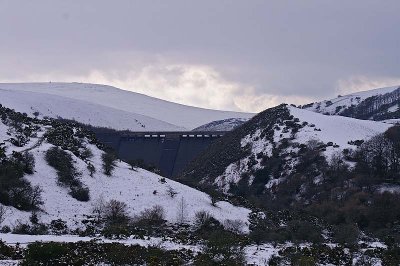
0,1,399,112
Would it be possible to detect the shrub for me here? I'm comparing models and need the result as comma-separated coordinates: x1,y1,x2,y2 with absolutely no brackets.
49,219,68,235
223,219,245,234
12,222,32,235
134,205,165,227
194,211,213,228
45,147,89,202
104,200,129,225
0,159,43,210
0,225,11,233
45,147,78,186
12,151,35,174
70,186,90,202
80,147,93,160
102,152,117,176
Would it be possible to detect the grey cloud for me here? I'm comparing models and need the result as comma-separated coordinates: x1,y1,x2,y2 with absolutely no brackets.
0,0,399,111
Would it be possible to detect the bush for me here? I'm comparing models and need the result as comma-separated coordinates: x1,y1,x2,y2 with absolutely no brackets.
45,147,89,202
0,159,43,211
70,186,90,202
102,152,117,176
0,225,11,233
194,211,213,228
134,205,165,227
0,239,23,260
49,219,68,235
223,219,245,234
12,151,35,174
103,200,129,226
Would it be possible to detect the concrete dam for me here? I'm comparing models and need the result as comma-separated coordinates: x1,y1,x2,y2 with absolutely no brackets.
94,131,226,177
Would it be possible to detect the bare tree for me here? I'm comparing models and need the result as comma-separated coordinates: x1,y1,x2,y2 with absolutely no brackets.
91,196,106,223
176,197,188,224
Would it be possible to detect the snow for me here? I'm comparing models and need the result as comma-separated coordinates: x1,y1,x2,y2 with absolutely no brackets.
0,89,184,131
0,233,201,252
304,86,399,115
387,104,399,113
289,106,392,157
0,82,253,130
214,106,392,190
0,124,250,232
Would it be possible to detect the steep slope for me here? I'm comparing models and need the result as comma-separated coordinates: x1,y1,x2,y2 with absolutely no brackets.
181,104,391,192
0,82,253,130
302,86,400,121
0,104,250,231
192,118,249,131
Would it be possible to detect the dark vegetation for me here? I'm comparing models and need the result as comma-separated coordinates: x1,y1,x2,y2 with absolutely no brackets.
246,125,400,246
45,147,90,201
21,241,192,266
0,105,43,210
181,103,400,249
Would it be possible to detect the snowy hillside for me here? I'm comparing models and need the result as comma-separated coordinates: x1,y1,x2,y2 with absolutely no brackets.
0,89,184,131
181,104,392,192
192,118,249,131
302,85,400,121
0,83,253,131
0,104,250,231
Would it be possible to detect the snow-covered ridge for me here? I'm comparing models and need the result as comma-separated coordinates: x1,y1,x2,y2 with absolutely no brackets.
302,85,400,117
0,82,253,131
202,105,391,191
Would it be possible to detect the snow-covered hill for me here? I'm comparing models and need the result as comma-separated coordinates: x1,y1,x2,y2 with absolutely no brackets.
302,86,400,121
0,83,253,131
192,118,249,132
0,104,250,231
181,104,392,192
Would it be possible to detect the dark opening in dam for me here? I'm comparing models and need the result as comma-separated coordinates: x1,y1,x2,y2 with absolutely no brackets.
93,131,227,177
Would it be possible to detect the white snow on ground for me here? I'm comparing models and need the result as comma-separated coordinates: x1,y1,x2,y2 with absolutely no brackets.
303,85,399,115
0,123,250,232
215,106,392,190
0,233,201,252
0,82,253,130
289,106,392,157
0,89,184,131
